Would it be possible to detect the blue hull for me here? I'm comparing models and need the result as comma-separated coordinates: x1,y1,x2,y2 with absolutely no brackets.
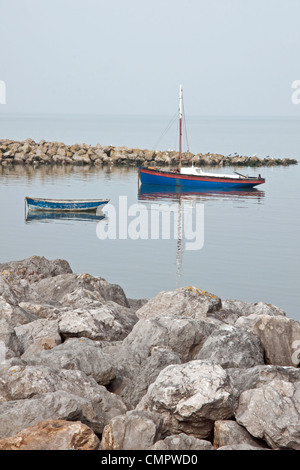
139,167,265,189
25,197,109,212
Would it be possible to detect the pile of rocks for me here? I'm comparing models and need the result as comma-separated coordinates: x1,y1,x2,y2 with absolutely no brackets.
0,256,300,450
0,139,297,168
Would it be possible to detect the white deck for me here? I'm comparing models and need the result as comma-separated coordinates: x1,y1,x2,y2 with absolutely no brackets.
180,166,243,179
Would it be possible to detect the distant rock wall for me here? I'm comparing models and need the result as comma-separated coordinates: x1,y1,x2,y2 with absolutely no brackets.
0,138,297,167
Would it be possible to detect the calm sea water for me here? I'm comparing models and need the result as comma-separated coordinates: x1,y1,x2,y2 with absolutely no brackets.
0,114,299,321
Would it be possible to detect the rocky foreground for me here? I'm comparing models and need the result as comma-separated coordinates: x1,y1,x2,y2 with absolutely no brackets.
0,138,297,167
0,256,300,451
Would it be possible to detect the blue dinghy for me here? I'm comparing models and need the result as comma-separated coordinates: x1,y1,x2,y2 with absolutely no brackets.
25,197,110,212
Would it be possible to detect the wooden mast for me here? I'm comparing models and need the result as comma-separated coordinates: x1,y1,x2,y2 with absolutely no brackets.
179,84,183,171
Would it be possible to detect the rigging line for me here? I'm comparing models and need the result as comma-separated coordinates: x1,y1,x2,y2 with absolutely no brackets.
182,100,190,155
152,110,179,150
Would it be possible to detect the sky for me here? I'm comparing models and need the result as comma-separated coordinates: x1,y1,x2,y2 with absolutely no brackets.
0,0,300,116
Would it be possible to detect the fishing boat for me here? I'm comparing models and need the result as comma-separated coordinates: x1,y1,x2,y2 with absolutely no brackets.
25,197,110,212
139,85,265,189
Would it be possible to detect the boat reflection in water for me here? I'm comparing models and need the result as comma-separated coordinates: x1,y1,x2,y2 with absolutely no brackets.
25,210,105,223
138,183,265,203
138,183,265,285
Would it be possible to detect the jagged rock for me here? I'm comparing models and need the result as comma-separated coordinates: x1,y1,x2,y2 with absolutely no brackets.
32,273,129,307
0,256,72,283
15,318,61,355
0,273,41,308
136,287,222,320
101,410,163,450
235,314,300,366
0,319,23,360
0,365,126,429
213,420,268,449
137,360,234,439
58,301,138,342
17,301,61,320
72,153,91,164
150,433,213,450
127,298,148,312
217,444,268,450
0,390,120,438
122,315,216,363
104,316,217,409
228,364,300,411
0,419,101,450
194,324,265,369
116,347,182,409
215,299,286,325
26,337,116,385
236,379,300,449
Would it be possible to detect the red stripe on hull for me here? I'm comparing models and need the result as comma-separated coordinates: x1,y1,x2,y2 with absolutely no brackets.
140,168,265,185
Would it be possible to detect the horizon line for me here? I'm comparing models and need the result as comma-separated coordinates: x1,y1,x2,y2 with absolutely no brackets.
0,112,299,120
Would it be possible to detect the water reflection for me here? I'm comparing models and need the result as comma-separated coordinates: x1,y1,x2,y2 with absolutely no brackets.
0,163,133,183
137,183,265,285
138,183,265,204
25,210,105,224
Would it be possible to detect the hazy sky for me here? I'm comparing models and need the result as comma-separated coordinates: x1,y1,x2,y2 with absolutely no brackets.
1,0,300,116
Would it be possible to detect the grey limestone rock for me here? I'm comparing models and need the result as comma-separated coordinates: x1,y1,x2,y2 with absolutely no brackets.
150,433,214,450
136,287,222,320
137,360,234,439
194,324,265,369
236,314,300,366
101,410,163,450
26,337,116,385
236,379,300,449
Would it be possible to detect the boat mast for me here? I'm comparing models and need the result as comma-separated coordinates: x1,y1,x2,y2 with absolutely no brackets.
179,84,183,170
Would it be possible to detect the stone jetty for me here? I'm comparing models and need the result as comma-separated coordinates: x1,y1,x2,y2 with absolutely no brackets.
0,255,300,450
0,138,297,167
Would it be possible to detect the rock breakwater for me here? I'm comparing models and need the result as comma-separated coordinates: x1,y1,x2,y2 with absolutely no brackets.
0,138,297,168
0,255,300,450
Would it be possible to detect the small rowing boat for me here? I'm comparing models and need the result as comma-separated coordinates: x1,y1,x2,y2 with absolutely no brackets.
25,197,110,212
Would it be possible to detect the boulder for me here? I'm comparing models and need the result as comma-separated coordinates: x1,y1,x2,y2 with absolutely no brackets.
0,319,23,361
136,287,221,320
15,318,61,355
0,419,100,450
0,390,118,438
32,273,129,307
17,301,61,320
105,315,216,408
0,273,41,308
228,364,300,410
116,347,182,409
235,314,300,366
236,379,300,449
194,324,265,369
150,433,213,450
213,420,268,449
101,410,163,450
72,153,91,164
122,315,216,363
58,301,138,342
0,365,126,428
221,299,286,318
217,444,268,450
0,256,72,283
26,337,116,385
138,360,234,439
